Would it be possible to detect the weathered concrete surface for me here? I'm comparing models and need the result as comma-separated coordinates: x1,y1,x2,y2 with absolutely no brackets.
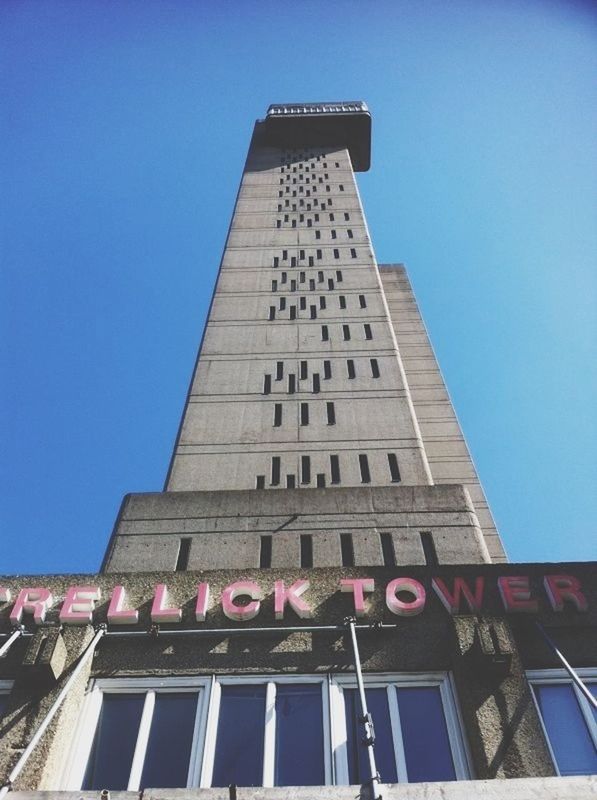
9,775,597,799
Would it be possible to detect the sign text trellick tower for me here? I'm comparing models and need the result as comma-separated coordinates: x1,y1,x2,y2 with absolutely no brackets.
103,102,506,574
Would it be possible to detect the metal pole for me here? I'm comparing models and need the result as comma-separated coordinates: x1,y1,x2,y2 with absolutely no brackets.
104,622,397,638
0,628,25,659
346,618,382,800
0,626,106,800
535,622,597,710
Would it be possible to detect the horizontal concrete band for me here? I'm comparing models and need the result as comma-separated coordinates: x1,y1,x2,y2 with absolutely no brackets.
9,776,597,800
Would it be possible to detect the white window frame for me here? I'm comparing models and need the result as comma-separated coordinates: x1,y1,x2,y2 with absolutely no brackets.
330,672,471,784
61,672,469,790
60,676,211,790
527,668,597,776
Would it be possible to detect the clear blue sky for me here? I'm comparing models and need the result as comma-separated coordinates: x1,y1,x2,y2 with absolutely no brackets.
1,0,595,574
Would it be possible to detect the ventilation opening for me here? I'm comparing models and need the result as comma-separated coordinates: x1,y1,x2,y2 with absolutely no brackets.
420,531,439,567
260,535,272,568
340,533,355,567
380,533,396,567
175,538,191,572
300,534,313,568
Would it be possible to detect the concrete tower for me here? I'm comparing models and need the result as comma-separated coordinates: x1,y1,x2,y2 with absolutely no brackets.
103,102,505,573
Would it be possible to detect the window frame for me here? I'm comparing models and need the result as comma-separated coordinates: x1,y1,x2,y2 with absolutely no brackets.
527,668,597,776
62,672,469,790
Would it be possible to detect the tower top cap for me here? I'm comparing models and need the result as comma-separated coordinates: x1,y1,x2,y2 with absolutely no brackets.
263,101,372,171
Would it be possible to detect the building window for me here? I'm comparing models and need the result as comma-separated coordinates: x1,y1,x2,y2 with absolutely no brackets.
323,360,332,379
387,453,401,482
340,533,355,567
65,673,468,790
358,453,371,483
364,323,372,340
300,360,308,380
326,401,336,425
175,538,191,572
330,454,341,484
347,359,356,379
301,455,311,484
528,670,597,776
300,534,313,568
300,402,309,426
339,295,346,310
359,294,366,308
259,535,272,568
273,403,282,427
271,456,281,486
256,475,265,489
275,361,284,381
380,533,395,567
370,358,380,378
342,325,351,341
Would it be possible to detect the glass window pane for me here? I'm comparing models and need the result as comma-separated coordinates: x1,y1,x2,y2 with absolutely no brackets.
212,684,266,787
83,694,145,790
275,683,324,785
396,686,456,782
344,688,397,784
140,693,199,788
535,684,597,775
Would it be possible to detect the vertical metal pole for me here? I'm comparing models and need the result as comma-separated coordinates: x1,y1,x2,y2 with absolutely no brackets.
346,618,382,800
535,622,597,710
0,626,105,800
0,628,24,659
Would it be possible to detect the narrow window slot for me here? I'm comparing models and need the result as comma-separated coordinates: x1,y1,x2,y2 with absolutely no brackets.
289,306,297,320
310,305,317,319
279,297,286,310
309,279,316,291
328,278,334,290
420,531,439,567
260,535,272,568
316,249,322,260
301,455,311,484
321,325,329,342
315,230,321,240
300,271,306,282
312,373,321,393
268,306,276,321
339,296,346,309
299,296,306,311
300,535,313,568
364,323,372,340
290,280,296,292
359,295,367,308
339,184,345,191
276,361,284,381
340,533,355,567
342,324,351,341
256,475,265,489
370,358,380,378
323,360,332,379
331,229,337,240
263,374,272,394
283,250,288,260
359,453,371,483
347,229,354,239
326,401,336,425
281,272,287,283
316,473,326,488
318,271,324,282
336,270,343,281
388,453,401,483
300,402,309,426
319,296,326,310
344,212,350,220
175,538,191,572
300,361,308,380
291,256,297,267
271,280,278,292
308,256,314,267
330,454,341,484
273,256,279,267
286,474,296,489
271,456,281,486
380,533,396,567
333,248,340,259
347,359,355,379
300,250,305,260
273,403,283,427
288,374,296,394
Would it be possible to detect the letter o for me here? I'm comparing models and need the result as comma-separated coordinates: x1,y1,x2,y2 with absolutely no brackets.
386,578,426,617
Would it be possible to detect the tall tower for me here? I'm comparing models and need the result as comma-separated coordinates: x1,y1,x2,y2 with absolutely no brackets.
103,102,505,572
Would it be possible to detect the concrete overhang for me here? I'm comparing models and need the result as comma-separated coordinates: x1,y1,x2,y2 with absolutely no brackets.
262,101,372,171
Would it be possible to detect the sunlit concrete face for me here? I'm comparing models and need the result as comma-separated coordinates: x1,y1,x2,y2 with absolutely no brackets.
104,106,506,572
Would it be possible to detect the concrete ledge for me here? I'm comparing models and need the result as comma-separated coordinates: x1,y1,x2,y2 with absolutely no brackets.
10,776,597,800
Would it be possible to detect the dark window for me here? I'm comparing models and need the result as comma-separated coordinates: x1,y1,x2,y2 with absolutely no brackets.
359,294,367,308
274,684,326,786
272,280,278,292
359,454,371,483
344,212,350,220
339,184,345,191
315,230,320,239
282,250,288,260
388,453,401,482
331,230,337,240
319,296,326,310
321,325,329,341
380,533,396,567
364,323,372,340
288,374,296,394
339,295,346,309
300,250,305,260
256,475,265,489
175,539,191,572
290,256,297,267
276,361,284,380
308,256,314,267
316,473,326,488
299,297,306,311
336,270,343,281
330,454,341,484
347,359,355,379
310,305,317,319
328,278,334,290
289,306,297,320
316,249,322,259
340,533,355,567
300,271,306,282
347,229,354,239
370,358,380,378
279,297,286,310
273,403,282,427
342,325,351,341
212,686,266,787
317,271,324,282
271,457,281,486
420,532,438,567
329,213,335,221
273,256,279,267
300,360,308,380
286,474,296,489
281,271,287,283
326,402,336,425
263,375,271,394
309,279,316,291
300,403,309,426
268,306,275,321
351,248,357,259
259,535,272,568
323,360,332,379
300,535,313,568
301,455,311,484
333,249,340,259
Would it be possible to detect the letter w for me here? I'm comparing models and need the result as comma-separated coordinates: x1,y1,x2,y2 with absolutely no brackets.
432,577,485,614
